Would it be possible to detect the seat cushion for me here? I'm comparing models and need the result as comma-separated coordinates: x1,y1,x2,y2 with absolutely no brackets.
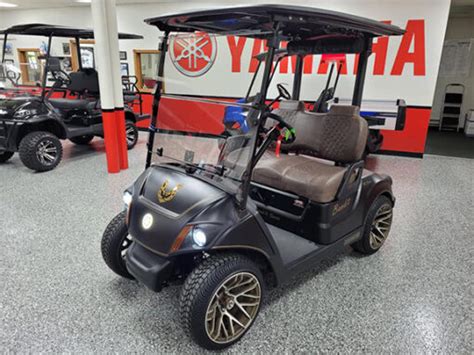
49,98,92,111
253,154,347,203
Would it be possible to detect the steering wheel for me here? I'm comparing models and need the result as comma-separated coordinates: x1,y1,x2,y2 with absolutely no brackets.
264,112,296,144
6,69,20,86
276,83,291,100
51,70,72,87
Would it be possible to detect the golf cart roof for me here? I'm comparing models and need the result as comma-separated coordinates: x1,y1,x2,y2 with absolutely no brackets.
0,23,143,39
145,4,404,39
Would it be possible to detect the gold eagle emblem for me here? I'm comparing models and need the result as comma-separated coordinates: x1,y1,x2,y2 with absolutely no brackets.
157,179,183,203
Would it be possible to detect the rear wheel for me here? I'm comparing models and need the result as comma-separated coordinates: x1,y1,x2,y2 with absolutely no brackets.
180,253,263,350
0,151,14,163
125,121,138,150
352,195,393,254
70,135,94,145
18,131,63,172
101,211,134,279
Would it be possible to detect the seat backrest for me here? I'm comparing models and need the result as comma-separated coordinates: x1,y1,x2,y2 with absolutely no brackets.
270,102,368,163
47,57,62,72
67,69,100,96
319,105,368,163
269,100,325,156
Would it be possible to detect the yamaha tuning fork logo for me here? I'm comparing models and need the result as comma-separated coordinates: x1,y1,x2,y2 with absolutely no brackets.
169,33,217,77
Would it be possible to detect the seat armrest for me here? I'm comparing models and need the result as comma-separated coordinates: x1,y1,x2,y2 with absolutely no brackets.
335,160,364,200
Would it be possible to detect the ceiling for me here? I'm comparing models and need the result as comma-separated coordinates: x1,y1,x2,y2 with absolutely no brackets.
0,0,207,9
0,0,473,13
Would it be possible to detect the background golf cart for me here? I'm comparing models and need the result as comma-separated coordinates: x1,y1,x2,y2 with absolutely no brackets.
0,24,148,171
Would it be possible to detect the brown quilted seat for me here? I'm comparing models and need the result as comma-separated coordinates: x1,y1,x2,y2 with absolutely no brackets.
252,101,368,203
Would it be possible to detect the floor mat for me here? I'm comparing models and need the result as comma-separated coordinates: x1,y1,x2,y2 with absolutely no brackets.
424,127,474,158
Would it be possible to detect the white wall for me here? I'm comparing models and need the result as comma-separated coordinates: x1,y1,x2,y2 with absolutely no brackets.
430,13,474,128
1,0,451,108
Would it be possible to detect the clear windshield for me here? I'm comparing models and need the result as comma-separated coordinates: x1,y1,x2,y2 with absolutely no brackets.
151,95,260,194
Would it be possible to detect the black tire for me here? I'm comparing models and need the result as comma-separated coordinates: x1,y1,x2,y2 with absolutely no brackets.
18,131,63,172
180,253,264,350
70,135,94,145
125,121,138,150
0,151,14,163
352,195,393,254
101,211,134,279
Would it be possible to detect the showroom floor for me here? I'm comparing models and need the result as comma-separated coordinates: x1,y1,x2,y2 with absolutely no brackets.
1,137,472,353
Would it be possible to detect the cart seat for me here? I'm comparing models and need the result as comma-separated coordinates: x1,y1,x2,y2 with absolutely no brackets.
252,103,368,203
124,94,139,103
254,154,347,203
49,98,97,111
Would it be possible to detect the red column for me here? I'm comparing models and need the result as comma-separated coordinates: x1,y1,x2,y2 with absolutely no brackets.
102,110,121,173
115,108,128,169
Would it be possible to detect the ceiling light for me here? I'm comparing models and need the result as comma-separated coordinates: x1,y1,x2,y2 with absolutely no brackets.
75,0,91,3
0,2,18,7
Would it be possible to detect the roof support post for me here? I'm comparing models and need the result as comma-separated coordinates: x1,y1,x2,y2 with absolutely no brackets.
74,36,83,71
352,38,372,107
146,31,169,169
91,0,127,173
292,55,303,100
40,34,53,101
1,33,7,63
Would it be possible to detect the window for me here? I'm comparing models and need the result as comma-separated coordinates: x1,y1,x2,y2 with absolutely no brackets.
69,39,96,71
133,49,160,92
17,48,42,85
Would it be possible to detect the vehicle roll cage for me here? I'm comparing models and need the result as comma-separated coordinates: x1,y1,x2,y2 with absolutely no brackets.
0,24,143,99
143,5,404,207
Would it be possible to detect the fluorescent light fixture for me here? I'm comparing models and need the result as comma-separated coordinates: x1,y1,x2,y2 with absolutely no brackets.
0,2,18,7
75,0,92,3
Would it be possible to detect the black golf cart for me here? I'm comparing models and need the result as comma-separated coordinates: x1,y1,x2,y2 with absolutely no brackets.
0,24,147,171
101,5,404,349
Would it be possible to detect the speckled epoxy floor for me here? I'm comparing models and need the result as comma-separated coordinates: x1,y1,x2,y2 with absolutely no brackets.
0,137,473,353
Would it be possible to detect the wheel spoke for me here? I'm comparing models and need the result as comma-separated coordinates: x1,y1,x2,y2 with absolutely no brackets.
234,301,251,319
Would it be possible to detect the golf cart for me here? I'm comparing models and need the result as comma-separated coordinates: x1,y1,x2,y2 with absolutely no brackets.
0,24,147,171
101,5,404,349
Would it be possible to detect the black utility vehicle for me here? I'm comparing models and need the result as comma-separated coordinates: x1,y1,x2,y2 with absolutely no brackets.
101,5,404,349
0,24,147,171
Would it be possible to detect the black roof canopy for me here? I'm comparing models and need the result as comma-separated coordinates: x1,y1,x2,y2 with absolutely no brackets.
145,4,404,39
0,23,143,39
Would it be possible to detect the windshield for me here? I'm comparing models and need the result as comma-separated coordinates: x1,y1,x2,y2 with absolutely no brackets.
151,95,260,194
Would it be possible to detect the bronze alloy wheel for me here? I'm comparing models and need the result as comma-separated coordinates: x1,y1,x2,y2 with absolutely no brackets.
369,204,393,250
205,272,262,344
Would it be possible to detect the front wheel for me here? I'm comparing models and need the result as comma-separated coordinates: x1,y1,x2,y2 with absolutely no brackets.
19,131,63,172
101,211,134,279
352,195,393,254
125,121,138,150
70,135,94,145
0,151,14,163
180,253,264,350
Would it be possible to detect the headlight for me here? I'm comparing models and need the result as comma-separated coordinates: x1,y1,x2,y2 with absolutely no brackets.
192,228,207,247
169,224,220,253
123,191,133,208
141,213,153,230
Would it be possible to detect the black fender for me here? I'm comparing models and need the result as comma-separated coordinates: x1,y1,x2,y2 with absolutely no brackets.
363,173,395,212
209,207,285,286
17,115,68,144
124,108,137,123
